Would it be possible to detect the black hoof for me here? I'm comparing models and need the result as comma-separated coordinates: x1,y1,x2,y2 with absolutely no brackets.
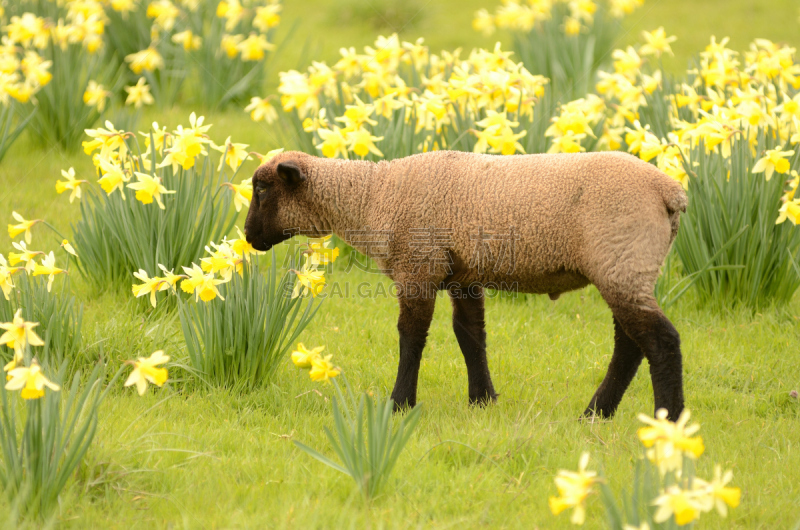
581,405,614,421
391,397,416,413
469,392,498,407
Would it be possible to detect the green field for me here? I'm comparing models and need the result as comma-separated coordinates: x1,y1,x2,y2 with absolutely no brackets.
1,0,800,527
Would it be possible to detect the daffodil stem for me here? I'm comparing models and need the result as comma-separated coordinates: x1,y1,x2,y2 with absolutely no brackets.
41,221,67,242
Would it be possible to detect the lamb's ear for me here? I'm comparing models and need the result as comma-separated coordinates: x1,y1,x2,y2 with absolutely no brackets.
276,161,306,185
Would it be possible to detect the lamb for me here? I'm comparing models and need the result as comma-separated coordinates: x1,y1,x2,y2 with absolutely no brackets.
244,149,688,420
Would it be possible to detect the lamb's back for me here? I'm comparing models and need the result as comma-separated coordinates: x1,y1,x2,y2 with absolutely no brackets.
372,150,679,291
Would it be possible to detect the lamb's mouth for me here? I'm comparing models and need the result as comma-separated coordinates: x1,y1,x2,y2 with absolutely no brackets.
250,240,272,252
248,232,291,252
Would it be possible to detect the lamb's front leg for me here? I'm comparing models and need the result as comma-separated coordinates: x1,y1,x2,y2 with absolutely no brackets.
449,286,497,405
391,295,436,411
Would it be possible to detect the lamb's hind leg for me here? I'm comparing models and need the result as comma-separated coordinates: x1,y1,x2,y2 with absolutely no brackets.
391,294,436,411
449,285,497,405
594,295,684,421
583,317,645,419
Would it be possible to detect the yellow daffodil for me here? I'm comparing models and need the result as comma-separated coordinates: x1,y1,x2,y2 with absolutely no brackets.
309,354,340,383
640,27,677,57
214,136,250,172
548,452,598,525
0,254,21,301
245,97,278,123
32,251,66,292
83,121,128,160
147,0,179,31
237,33,274,62
61,239,77,257
3,349,23,380
0,309,44,356
201,240,240,279
472,9,495,36
125,47,165,74
5,13,50,49
752,146,794,181
637,408,705,475
487,127,527,155
291,343,325,369
217,0,244,30
705,466,741,517
316,127,349,159
254,3,281,32
569,0,597,24
159,113,211,172
253,148,285,165
181,264,206,294
563,16,582,36
221,34,243,58
8,211,41,244
5,360,60,400
98,158,131,198
9,241,43,273
181,265,228,301
652,485,703,526
612,46,643,79
20,51,52,86
124,350,169,395
140,122,170,154
111,0,136,14
292,264,326,298
625,121,650,155
128,172,176,209
157,264,182,289
230,226,263,262
6,82,37,104
221,178,253,212
83,80,109,112
195,271,229,302
547,132,586,154
125,77,155,108
609,0,643,17
132,269,165,308
776,199,800,225
639,133,667,162
56,167,88,203
172,29,202,51
347,127,384,158
307,235,339,266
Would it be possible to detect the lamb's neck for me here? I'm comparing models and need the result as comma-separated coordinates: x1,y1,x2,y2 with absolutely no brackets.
306,157,378,237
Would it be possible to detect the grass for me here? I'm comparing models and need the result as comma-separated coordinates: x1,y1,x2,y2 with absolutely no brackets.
0,0,799,527
9,275,799,528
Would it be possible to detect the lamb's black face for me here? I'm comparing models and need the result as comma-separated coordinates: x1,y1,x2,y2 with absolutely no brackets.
244,159,307,251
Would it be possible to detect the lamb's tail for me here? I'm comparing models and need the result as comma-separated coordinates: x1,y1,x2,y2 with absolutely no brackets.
657,179,688,244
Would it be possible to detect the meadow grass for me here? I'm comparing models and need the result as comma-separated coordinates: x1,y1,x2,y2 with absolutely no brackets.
4,268,797,528
0,0,800,526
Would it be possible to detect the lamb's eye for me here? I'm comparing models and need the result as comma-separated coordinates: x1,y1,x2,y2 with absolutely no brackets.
255,183,268,196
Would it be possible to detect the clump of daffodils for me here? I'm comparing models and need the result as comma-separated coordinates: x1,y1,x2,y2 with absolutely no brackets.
290,343,340,383
549,409,740,527
3,211,71,296
0,14,54,105
261,35,548,159
130,232,338,308
66,115,273,211
131,227,263,308
591,32,800,228
1,311,58,400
